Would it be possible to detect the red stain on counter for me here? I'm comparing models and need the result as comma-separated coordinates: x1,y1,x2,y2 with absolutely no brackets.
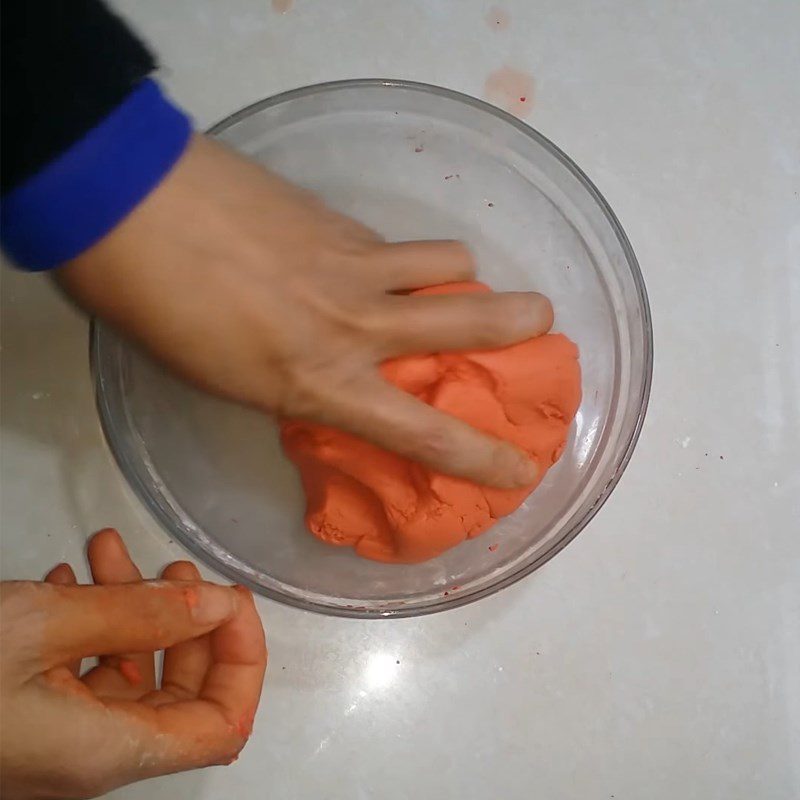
271,0,294,13
484,67,536,118
486,6,511,30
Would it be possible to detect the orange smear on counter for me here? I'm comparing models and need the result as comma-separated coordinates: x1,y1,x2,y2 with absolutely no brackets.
281,281,581,564
119,659,143,687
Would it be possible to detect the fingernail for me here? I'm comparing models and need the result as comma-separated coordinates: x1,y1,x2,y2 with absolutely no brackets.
187,585,239,625
529,293,554,333
514,457,539,486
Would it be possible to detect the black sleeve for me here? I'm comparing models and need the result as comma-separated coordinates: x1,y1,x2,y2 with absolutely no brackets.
1,0,157,194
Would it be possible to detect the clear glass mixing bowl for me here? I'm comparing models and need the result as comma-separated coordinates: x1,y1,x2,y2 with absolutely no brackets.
92,80,652,617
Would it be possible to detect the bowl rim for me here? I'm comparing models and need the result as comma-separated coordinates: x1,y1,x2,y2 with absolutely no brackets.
93,78,653,619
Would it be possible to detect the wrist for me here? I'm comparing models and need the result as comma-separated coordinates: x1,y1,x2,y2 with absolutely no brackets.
1,80,192,271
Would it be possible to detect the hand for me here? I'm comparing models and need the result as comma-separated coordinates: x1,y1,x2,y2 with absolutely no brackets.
0,529,267,799
57,135,553,489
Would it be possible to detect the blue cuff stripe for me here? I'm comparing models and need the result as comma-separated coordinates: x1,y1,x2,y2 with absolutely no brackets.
1,79,192,271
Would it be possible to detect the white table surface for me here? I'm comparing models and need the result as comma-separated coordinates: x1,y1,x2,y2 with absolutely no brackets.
2,1,799,798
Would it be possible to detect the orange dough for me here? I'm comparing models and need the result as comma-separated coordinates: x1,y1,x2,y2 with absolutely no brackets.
281,282,581,564
118,658,143,687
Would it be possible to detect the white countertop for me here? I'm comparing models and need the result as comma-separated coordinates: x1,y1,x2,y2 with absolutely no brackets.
2,1,799,798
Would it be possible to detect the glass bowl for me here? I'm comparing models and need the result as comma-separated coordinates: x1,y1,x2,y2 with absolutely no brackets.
92,79,652,618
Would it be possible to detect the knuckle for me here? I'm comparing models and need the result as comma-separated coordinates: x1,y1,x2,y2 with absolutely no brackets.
1,581,47,628
272,370,330,420
413,426,464,469
1,580,39,606
160,679,196,701
351,304,386,337
271,344,371,422
0,583,51,677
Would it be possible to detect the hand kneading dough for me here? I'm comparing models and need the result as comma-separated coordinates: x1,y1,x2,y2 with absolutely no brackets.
281,281,581,564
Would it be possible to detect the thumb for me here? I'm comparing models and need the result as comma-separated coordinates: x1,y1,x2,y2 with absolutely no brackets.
36,580,239,670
